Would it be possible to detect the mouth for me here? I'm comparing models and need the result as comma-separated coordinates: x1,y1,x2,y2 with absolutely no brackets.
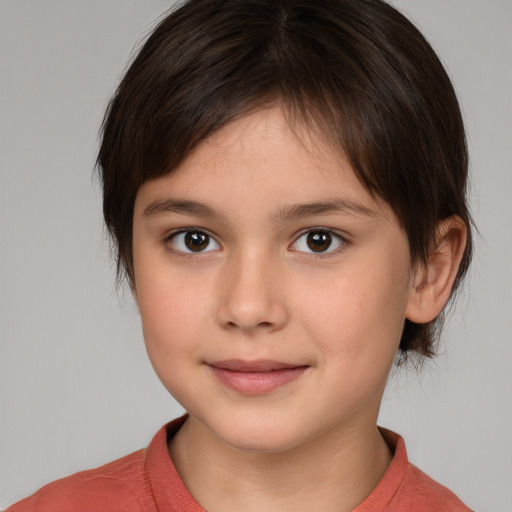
207,359,309,394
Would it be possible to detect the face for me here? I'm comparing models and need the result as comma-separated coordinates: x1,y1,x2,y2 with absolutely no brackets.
132,108,416,453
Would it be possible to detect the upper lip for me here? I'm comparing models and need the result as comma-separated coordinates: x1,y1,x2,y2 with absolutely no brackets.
208,359,307,372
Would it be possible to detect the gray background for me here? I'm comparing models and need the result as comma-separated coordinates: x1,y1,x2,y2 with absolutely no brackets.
1,1,511,510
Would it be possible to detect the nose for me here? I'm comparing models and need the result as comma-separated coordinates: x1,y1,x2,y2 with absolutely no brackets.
216,252,289,334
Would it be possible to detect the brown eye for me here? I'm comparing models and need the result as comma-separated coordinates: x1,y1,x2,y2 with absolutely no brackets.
306,231,332,252
170,230,220,253
291,229,344,254
185,231,209,251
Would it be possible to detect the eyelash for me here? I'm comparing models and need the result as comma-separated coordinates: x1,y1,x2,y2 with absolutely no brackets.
165,228,221,256
164,227,348,257
289,228,347,256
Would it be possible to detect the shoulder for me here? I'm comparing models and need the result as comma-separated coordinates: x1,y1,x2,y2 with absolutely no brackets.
6,449,152,512
356,429,472,512
396,462,472,511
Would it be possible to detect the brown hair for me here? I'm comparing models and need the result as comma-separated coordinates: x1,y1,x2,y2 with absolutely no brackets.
97,0,472,359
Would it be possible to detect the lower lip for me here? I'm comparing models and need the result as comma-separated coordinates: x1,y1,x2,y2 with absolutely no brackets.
210,366,308,394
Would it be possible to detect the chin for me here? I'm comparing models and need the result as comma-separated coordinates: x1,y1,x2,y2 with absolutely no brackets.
223,433,303,454
207,414,309,454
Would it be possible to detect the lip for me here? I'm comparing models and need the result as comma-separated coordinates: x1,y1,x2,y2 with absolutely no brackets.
208,359,309,394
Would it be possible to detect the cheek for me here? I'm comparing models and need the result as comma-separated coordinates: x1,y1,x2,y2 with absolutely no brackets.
135,276,206,404
297,254,411,362
134,260,204,360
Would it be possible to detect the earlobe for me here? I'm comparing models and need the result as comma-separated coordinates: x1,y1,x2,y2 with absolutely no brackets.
405,216,467,324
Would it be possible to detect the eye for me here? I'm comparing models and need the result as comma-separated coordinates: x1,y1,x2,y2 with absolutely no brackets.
168,230,220,253
291,229,345,254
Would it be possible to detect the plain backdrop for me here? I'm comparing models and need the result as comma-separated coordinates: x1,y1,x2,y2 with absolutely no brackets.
1,0,511,510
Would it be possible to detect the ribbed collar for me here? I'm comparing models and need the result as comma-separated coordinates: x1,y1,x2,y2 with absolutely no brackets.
144,417,408,512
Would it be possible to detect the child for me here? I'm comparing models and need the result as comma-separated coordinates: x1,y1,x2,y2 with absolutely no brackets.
8,0,474,510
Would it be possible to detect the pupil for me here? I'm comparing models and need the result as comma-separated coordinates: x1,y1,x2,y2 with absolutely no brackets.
185,231,209,251
307,231,331,252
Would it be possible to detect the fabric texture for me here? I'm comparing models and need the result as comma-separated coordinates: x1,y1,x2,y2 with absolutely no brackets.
7,416,471,511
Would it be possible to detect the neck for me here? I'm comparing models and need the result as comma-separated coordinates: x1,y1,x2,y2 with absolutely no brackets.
168,416,392,512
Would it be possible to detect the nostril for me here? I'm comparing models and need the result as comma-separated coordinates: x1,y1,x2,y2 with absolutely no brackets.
225,320,273,330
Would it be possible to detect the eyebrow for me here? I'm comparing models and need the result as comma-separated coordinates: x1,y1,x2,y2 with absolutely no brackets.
270,199,379,222
142,198,378,221
143,199,219,218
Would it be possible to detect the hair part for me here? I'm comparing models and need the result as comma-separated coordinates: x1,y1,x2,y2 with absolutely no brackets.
97,0,473,360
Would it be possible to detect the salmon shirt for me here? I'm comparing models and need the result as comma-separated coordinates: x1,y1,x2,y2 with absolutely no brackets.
7,416,472,511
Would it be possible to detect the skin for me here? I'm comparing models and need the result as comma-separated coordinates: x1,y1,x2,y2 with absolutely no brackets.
131,107,466,512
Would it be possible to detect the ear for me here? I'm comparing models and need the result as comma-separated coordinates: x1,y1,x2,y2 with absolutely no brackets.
405,216,467,323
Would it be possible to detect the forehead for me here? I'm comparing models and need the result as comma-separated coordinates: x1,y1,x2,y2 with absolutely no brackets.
138,109,377,204
133,107,399,229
